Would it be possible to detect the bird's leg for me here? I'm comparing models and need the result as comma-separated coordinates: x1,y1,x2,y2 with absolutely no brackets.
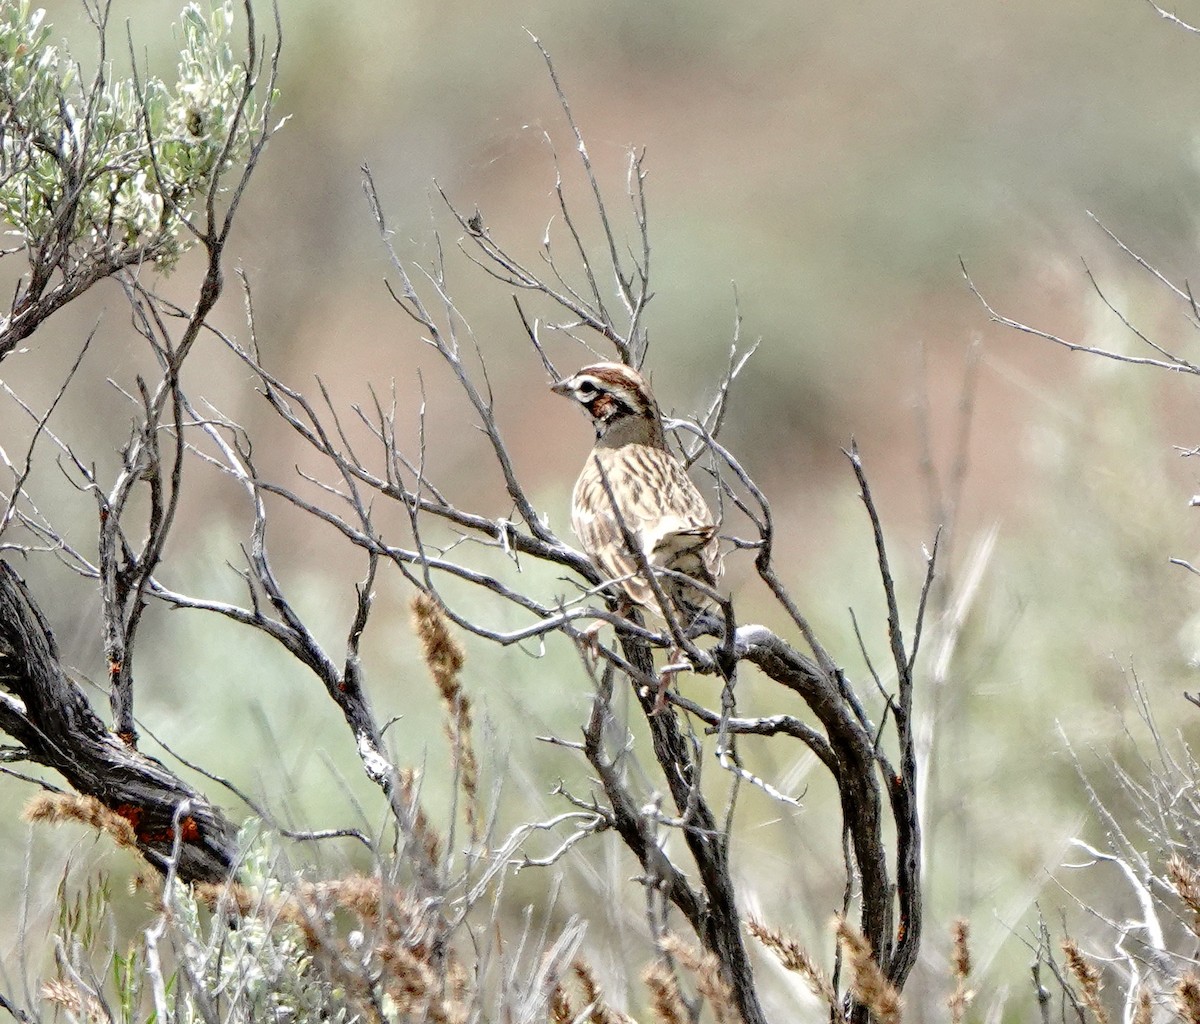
650,646,691,715
574,619,605,673
575,595,637,673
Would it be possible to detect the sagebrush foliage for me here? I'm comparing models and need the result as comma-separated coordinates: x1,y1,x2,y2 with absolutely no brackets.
0,1,270,268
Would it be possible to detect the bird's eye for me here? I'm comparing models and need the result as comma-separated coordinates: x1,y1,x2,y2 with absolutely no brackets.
577,381,597,396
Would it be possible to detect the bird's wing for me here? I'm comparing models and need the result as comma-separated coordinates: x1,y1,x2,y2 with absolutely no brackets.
572,446,721,609
571,459,657,608
645,452,722,586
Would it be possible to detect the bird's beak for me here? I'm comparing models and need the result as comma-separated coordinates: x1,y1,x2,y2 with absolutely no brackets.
550,378,573,397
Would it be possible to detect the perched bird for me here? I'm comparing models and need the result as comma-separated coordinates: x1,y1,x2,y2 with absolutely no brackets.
551,362,722,627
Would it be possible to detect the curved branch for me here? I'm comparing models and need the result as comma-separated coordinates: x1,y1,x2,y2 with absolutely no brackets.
0,561,237,883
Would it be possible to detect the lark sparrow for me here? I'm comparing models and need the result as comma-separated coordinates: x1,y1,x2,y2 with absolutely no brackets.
551,362,722,627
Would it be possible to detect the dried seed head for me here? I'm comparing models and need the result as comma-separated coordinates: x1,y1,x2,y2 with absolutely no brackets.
834,916,902,1024
642,960,686,1024
1178,973,1200,1024
747,916,836,1006
23,792,137,848
1131,987,1152,1024
1169,855,1200,937
1061,939,1109,1024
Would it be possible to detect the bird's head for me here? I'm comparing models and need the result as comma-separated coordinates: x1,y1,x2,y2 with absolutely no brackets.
550,362,663,446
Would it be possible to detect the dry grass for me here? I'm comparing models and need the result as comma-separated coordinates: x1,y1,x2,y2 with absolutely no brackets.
1178,973,1200,1024
1061,939,1109,1024
1169,855,1200,938
195,870,468,1024
1132,987,1152,1024
642,959,687,1024
834,916,902,1024
412,591,480,843
398,765,443,869
947,918,973,1024
747,916,836,1007
548,979,575,1023
23,792,138,849
573,960,633,1024
658,934,737,1024
40,979,107,1022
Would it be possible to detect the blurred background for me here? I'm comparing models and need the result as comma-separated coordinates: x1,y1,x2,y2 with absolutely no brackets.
5,0,1200,1018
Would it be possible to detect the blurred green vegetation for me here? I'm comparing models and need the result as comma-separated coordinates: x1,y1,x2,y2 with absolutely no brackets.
6,0,1200,1018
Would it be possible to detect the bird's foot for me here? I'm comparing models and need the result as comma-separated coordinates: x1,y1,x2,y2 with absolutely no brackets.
574,619,605,673
649,650,691,715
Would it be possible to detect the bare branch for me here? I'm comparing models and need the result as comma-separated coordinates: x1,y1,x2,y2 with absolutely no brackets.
961,257,1199,374
1140,0,1200,36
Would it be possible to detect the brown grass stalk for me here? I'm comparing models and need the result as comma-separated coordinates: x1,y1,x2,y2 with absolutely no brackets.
1169,855,1200,938
1178,973,1200,1024
747,915,836,1007
642,960,687,1024
834,916,902,1024
1131,987,1152,1024
399,765,443,868
1061,939,1109,1024
23,792,138,848
412,592,480,843
573,961,632,1024
659,934,737,1024
40,979,107,1023
948,918,973,1024
549,980,575,1024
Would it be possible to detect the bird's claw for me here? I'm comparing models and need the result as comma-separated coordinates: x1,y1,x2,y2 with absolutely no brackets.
574,619,605,673
648,655,690,715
